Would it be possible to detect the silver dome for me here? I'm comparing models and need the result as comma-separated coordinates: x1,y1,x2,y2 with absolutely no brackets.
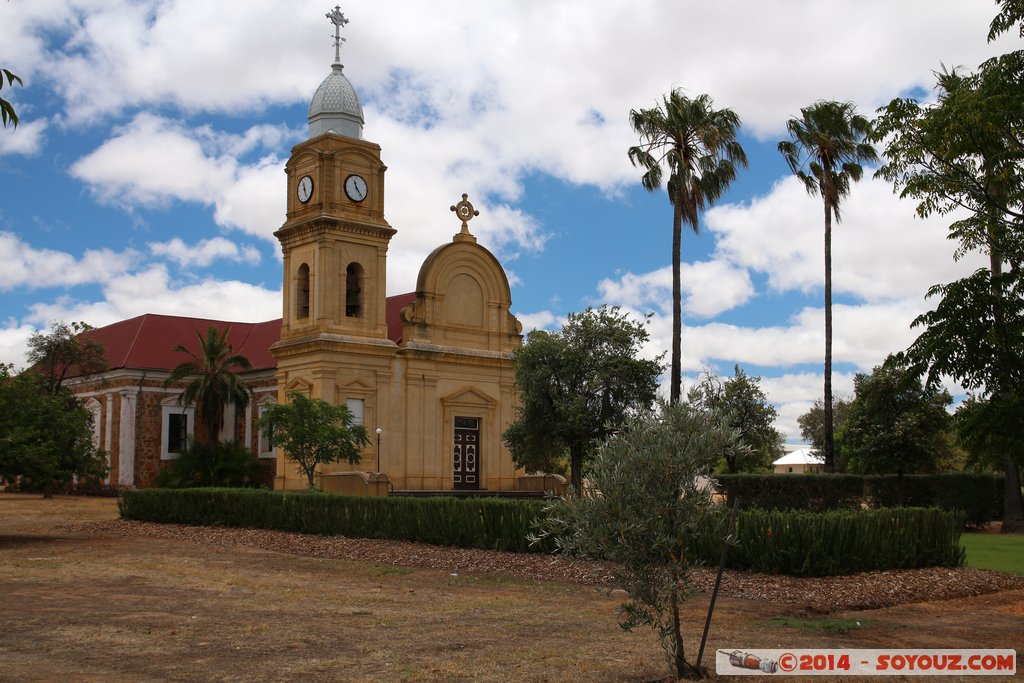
308,63,364,139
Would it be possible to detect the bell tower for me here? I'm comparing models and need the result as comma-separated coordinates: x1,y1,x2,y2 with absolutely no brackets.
274,6,395,344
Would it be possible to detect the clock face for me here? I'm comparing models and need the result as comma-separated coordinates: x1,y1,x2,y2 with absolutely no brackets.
297,175,314,203
345,174,368,202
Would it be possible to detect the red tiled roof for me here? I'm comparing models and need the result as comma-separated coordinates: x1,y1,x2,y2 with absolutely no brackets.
75,293,417,376
80,314,281,373
386,292,417,344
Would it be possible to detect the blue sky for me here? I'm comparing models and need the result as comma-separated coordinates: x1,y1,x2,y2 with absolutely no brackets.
1,1,1018,439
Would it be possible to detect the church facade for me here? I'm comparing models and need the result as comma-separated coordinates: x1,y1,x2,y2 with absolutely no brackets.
63,12,538,494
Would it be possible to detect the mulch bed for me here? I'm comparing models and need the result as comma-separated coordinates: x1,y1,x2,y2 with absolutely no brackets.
65,519,1024,612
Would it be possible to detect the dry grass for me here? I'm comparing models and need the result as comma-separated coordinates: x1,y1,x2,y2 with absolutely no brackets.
1,493,1022,682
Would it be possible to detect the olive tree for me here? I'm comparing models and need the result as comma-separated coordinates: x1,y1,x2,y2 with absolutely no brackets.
534,401,743,680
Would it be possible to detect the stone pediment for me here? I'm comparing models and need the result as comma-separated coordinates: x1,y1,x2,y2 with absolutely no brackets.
440,385,498,407
400,238,522,354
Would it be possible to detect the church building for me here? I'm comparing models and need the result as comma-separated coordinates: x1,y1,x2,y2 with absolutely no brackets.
63,9,542,495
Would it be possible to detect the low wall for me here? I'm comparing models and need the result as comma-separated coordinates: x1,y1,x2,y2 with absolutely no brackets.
319,471,390,497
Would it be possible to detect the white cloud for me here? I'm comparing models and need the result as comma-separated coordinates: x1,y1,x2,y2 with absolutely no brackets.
706,176,988,302
0,118,47,157
24,265,281,328
0,232,138,290
515,310,558,334
597,261,754,319
0,322,37,370
148,237,261,268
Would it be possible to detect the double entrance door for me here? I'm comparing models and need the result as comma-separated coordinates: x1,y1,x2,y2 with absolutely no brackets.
453,417,480,490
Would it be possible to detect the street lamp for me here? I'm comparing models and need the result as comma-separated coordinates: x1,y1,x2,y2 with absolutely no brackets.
375,427,383,473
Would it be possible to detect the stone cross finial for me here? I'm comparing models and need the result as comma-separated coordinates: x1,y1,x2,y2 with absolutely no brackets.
326,6,349,64
450,194,480,238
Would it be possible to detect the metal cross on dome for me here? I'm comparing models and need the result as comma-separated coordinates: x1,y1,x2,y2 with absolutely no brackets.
450,193,480,234
326,5,349,64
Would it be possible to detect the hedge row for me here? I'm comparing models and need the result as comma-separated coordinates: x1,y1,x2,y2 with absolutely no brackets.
715,473,1003,524
690,507,965,576
119,488,548,553
120,489,965,575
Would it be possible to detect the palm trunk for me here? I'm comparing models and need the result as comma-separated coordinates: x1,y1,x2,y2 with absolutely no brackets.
823,202,835,473
670,200,683,405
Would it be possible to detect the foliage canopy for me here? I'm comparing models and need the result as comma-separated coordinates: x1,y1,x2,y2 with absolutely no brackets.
502,305,663,490
0,365,107,496
258,392,369,489
687,365,783,473
839,360,953,477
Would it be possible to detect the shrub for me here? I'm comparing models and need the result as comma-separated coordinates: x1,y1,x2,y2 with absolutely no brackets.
716,473,1004,524
726,507,965,576
120,488,547,553
153,440,266,489
118,490,966,575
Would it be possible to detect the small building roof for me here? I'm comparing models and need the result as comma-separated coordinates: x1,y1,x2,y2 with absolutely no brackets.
772,448,824,466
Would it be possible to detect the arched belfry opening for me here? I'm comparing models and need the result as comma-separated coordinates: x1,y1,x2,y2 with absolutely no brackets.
297,263,310,319
345,263,363,318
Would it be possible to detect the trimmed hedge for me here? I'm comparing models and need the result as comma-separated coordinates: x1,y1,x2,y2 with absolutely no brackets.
120,489,965,576
716,473,1004,525
119,488,548,553
705,507,965,576
715,474,864,512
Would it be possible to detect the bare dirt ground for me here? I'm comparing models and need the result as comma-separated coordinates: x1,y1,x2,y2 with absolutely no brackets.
1,493,1022,682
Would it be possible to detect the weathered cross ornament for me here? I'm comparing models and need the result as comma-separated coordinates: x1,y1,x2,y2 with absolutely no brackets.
450,193,480,235
326,6,349,63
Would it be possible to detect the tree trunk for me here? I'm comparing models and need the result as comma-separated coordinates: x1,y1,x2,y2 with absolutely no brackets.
822,201,835,473
987,235,1024,530
570,446,583,493
670,577,687,679
670,200,683,405
1001,456,1024,532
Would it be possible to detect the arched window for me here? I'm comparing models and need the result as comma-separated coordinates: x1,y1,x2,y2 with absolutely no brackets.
345,263,363,318
297,263,310,319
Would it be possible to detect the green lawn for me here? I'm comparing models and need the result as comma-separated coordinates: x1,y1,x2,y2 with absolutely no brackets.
961,532,1024,575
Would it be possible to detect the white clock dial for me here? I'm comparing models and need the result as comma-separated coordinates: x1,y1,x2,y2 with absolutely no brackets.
297,175,314,203
345,174,368,202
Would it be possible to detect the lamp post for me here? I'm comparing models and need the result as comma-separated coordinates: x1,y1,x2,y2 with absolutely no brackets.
375,427,383,473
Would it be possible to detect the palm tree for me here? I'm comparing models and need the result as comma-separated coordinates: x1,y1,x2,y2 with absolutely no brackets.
778,100,878,472
628,90,747,404
165,325,253,443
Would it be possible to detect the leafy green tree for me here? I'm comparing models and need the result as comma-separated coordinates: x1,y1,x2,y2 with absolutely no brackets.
778,100,878,472
989,0,1024,41
258,392,369,489
1,67,21,129
687,365,783,472
534,401,740,680
873,58,1024,269
954,394,1023,473
874,55,1024,530
26,321,108,394
0,365,107,497
503,306,664,491
628,90,747,405
164,325,253,444
839,360,953,478
798,396,853,464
